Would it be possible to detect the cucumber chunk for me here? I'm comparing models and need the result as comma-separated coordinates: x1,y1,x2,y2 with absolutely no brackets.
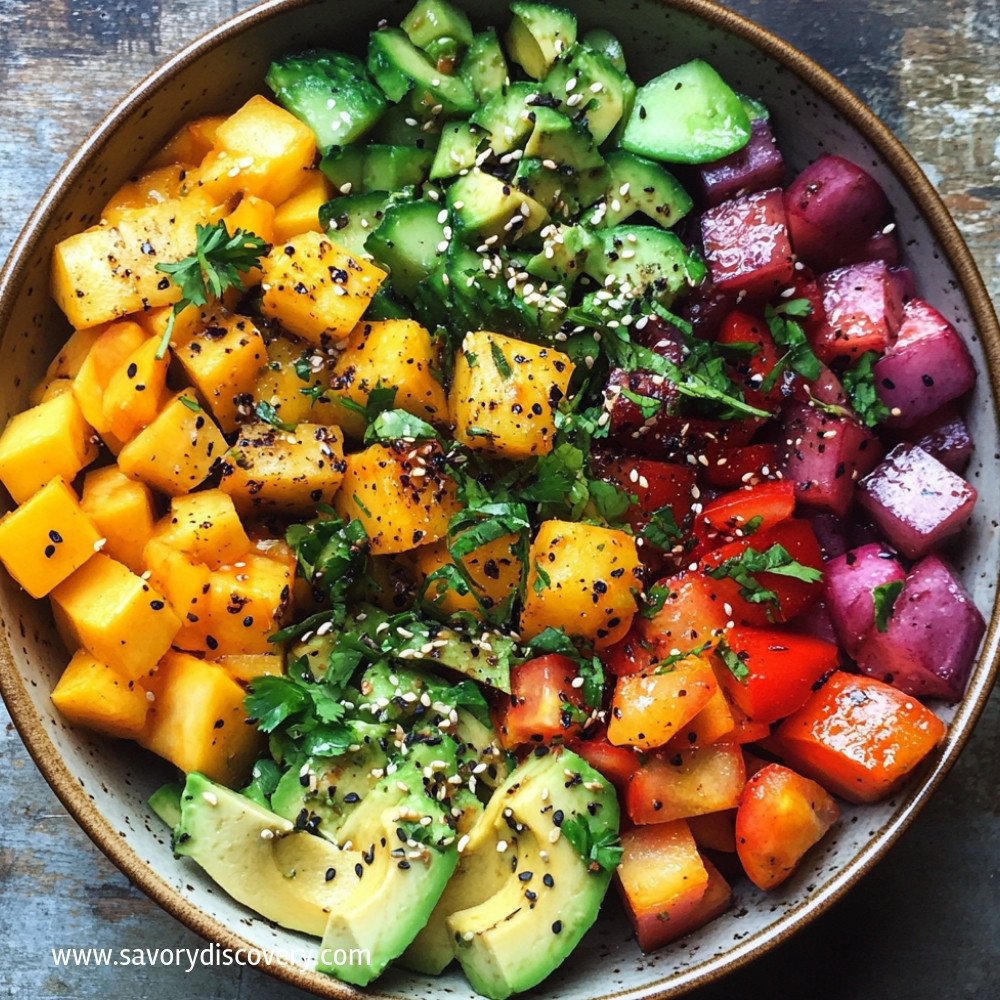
621,58,752,164
540,46,629,145
470,81,540,154
584,150,692,228
505,1,577,79
368,27,477,115
460,30,510,103
581,28,627,74
266,50,387,154
402,0,474,55
368,103,440,149
739,92,770,122
430,121,487,180
365,199,448,297
363,144,435,191
321,191,395,256
319,146,365,193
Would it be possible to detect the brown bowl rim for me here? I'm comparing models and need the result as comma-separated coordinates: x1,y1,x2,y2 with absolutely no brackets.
0,1,998,998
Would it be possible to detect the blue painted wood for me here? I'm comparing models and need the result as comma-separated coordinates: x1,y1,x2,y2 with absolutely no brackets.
0,2,996,998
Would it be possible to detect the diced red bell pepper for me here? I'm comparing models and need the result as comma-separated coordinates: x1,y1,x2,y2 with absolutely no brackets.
608,657,719,749
625,742,746,824
718,626,839,725
699,518,824,626
705,443,781,489
692,480,796,556
735,763,840,890
701,187,795,298
716,309,782,408
810,260,904,362
617,820,712,951
773,671,947,803
597,457,697,539
567,732,640,792
495,655,584,748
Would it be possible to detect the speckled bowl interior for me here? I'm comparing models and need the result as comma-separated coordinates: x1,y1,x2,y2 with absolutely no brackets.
0,1,997,998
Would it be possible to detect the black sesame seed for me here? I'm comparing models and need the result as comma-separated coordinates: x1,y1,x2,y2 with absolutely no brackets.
325,868,336,881
552,920,562,934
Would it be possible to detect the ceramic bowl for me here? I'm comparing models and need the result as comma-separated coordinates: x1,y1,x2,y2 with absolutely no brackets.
0,1,997,998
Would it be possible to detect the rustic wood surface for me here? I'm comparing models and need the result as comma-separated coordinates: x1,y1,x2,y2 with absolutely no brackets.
0,2,997,998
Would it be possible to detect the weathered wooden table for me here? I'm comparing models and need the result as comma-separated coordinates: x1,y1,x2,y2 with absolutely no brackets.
1,2,997,997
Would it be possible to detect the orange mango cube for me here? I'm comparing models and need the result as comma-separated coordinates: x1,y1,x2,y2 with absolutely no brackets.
80,466,156,574
51,648,150,740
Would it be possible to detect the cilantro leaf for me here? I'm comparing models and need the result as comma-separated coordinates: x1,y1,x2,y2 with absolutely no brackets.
620,387,663,421
654,640,712,673
533,561,552,593
842,351,892,428
339,384,399,426
365,408,441,443
641,583,672,619
872,579,904,632
641,505,683,550
154,221,268,358
718,639,750,683
760,299,822,390
254,400,297,432
587,480,632,523
490,340,512,379
707,543,822,605
244,675,310,731
560,814,623,873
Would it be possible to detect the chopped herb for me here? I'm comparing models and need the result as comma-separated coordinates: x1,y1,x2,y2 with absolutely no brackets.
842,351,892,428
365,408,441,443
463,350,479,368
490,340,512,379
743,514,764,536
655,640,712,673
760,298,822,391
153,221,268,358
718,639,750,683
560,814,623,873
872,579,904,632
620,388,663,421
587,480,632,523
533,562,552,593
707,542,823,605
641,505,683,549
254,400,297,432
339,384,399,426
178,396,202,413
641,583,672,619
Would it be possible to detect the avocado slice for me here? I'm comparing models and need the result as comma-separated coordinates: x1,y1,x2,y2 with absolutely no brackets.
584,150,693,229
148,780,184,829
448,168,550,243
429,749,620,997
174,772,357,937
505,1,577,80
460,30,510,104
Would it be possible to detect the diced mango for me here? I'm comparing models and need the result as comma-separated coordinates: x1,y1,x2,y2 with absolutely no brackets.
219,421,345,515
222,196,276,286
117,392,227,496
137,302,204,348
175,312,267,432
29,326,106,405
0,392,99,504
215,652,285,685
331,441,461,555
520,520,643,648
51,649,150,740
201,551,294,655
0,477,100,597
51,194,217,329
273,169,333,243
450,331,574,458
260,232,386,346
139,650,264,786
101,335,170,441
38,379,74,402
147,115,227,169
152,490,250,570
412,533,523,617
101,164,188,225
79,466,155,575
255,334,340,425
51,554,180,681
72,320,147,438
328,319,448,438
193,95,317,205
143,538,213,651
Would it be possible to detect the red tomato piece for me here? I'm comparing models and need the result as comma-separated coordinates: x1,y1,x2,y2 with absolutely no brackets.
617,821,711,952
567,733,639,792
496,655,584,749
704,443,781,489
625,742,746,824
719,626,839,725
735,763,840,890
664,682,736,752
774,672,947,803
608,657,719,750
699,518,824,626
688,809,737,853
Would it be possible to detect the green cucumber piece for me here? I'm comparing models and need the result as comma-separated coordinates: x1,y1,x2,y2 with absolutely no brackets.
739,92,770,122
266,50,386,154
621,59,752,163
363,144,435,192
505,1,577,79
430,121,486,180
368,103,440,149
319,146,365,193
460,30,510,103
581,28,626,74
402,0,474,54
365,199,448,298
321,191,392,256
470,81,539,154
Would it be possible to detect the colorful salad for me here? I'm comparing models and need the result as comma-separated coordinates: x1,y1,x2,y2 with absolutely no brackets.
0,1,987,996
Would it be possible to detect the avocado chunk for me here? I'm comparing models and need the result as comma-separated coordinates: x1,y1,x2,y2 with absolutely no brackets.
148,780,184,829
505,1,577,80
584,150,693,229
621,58,752,164
581,28,627,74
266,49,387,154
540,45,630,145
526,223,598,284
431,121,486,180
448,169,549,242
470,82,541,154
460,30,510,104
442,749,620,998
174,772,355,937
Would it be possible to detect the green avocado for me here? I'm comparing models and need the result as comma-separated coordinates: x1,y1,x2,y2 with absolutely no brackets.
409,749,621,996
148,780,184,829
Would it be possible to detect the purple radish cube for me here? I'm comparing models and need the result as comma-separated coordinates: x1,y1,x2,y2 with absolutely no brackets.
784,155,892,271
855,554,985,701
858,443,977,559
676,275,737,339
904,406,973,473
810,512,847,560
823,543,905,656
700,187,795,298
698,119,786,207
811,260,905,362
874,299,976,428
791,598,843,653
782,403,883,517
886,264,915,302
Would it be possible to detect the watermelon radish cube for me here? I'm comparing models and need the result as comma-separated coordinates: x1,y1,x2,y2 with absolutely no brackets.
697,119,786,207
700,187,794,297
784,155,891,271
810,261,904,362
874,299,976,428
904,406,973,473
855,554,985,701
858,443,977,559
